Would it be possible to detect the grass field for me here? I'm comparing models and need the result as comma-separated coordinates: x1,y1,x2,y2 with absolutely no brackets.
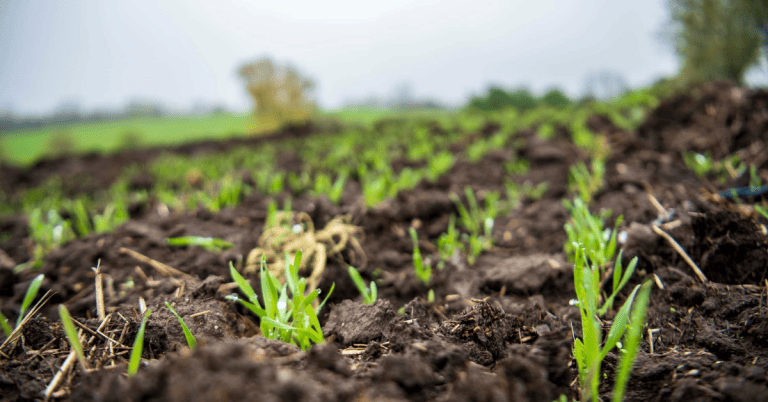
0,107,450,167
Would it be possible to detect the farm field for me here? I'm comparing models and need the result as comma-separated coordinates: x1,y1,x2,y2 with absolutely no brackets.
1,81,768,401
0,108,448,167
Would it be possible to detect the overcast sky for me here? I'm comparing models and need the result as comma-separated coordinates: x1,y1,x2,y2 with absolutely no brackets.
1,0,682,115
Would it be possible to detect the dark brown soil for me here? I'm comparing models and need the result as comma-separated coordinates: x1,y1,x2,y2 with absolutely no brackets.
2,82,768,401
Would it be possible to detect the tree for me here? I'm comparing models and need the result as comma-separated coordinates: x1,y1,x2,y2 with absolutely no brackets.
237,58,316,122
666,0,763,84
541,88,572,108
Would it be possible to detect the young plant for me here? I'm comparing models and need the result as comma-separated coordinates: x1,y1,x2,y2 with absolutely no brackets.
410,227,432,285
166,236,234,252
0,274,45,336
93,201,130,234
59,304,88,370
427,151,456,181
451,186,499,264
571,247,652,402
69,198,92,236
568,160,605,203
563,198,621,270
165,302,196,350
348,266,377,304
682,151,714,178
227,251,333,350
312,172,348,204
437,214,464,269
128,309,152,377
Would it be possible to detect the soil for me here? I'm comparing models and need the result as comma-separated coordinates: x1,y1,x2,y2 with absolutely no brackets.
2,81,768,401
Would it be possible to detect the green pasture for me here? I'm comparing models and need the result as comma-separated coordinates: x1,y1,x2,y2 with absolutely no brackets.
0,108,450,167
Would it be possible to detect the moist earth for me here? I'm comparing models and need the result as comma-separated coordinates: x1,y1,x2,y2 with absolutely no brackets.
2,81,768,401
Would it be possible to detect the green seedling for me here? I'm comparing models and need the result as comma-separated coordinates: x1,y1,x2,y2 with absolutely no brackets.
522,181,548,200
227,251,333,350
93,201,130,234
410,228,432,285
59,304,88,370
571,247,652,402
26,208,76,269
504,158,530,176
166,236,234,252
312,172,348,204
756,204,768,220
0,274,44,337
599,250,639,315
348,266,377,304
165,302,196,350
16,273,44,328
451,187,499,265
128,309,152,377
569,160,605,203
563,198,621,270
437,214,464,269
683,151,715,178
69,198,92,236
427,151,456,181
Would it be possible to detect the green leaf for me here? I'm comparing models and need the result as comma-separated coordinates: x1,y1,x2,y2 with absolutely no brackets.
600,284,641,361
128,309,152,377
229,262,260,308
59,304,87,369
612,281,652,402
165,302,197,351
0,311,11,337
17,274,44,328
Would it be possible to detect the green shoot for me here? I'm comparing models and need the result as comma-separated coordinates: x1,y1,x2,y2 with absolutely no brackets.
427,151,456,181
59,304,88,370
128,309,152,377
348,266,377,304
450,186,499,265
69,198,92,236
599,251,639,315
427,289,435,303
756,204,768,220
563,198,621,270
227,252,333,350
568,160,605,203
611,280,652,402
16,274,44,328
571,247,652,402
165,302,196,350
93,201,130,234
437,214,464,269
166,236,234,252
0,311,11,337
410,228,432,285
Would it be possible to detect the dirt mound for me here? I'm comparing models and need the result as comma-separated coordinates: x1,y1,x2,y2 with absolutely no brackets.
637,81,768,168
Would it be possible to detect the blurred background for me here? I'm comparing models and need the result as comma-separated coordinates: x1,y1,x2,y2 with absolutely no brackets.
2,0,767,164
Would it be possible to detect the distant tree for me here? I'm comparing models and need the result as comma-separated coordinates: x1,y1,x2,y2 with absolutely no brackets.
467,86,539,111
541,88,572,108
666,0,763,84
238,57,316,122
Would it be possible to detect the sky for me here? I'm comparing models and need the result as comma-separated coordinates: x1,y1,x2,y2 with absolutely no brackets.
0,0,683,115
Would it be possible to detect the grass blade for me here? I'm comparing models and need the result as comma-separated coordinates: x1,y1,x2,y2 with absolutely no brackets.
0,311,11,337
128,309,152,377
17,274,44,328
600,284,641,361
612,281,652,402
165,302,196,350
58,304,88,370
